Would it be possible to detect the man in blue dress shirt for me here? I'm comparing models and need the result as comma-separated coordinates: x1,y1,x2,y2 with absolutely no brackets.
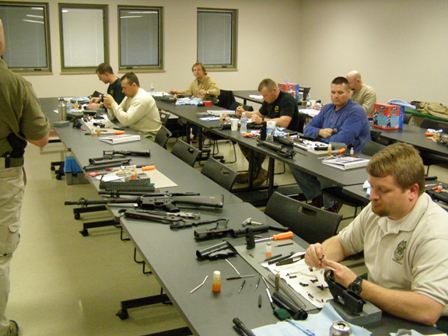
290,76,370,211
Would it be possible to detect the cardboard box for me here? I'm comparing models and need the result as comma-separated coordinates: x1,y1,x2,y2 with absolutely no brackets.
372,103,402,131
278,82,300,102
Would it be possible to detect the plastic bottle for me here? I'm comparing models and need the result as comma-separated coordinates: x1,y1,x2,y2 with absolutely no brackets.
212,270,221,294
240,112,248,134
327,143,333,156
58,98,67,121
265,242,272,259
350,147,355,157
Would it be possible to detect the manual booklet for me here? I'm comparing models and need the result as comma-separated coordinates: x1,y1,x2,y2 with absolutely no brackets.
98,134,141,145
322,156,369,170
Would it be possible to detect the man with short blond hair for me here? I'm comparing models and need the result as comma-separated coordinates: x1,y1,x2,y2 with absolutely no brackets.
305,143,448,326
346,70,376,115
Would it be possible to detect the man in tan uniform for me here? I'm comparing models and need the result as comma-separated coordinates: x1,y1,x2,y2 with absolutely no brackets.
346,70,377,115
305,143,448,326
0,19,50,336
171,62,220,99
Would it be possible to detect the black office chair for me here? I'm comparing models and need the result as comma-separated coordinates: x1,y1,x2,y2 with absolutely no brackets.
171,139,201,167
322,141,386,218
201,157,238,190
265,192,342,244
159,110,170,126
419,118,448,175
202,89,240,163
154,125,172,149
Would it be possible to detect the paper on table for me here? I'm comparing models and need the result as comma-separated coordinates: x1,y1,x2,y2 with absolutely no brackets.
249,94,263,100
253,302,372,336
299,108,320,118
264,258,332,308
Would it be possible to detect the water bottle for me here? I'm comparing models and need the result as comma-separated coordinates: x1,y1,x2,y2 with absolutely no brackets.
58,98,67,121
240,112,248,134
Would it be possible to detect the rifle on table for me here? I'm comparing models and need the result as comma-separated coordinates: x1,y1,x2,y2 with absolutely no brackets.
102,150,150,158
194,222,288,241
123,209,228,230
84,150,151,171
64,192,224,213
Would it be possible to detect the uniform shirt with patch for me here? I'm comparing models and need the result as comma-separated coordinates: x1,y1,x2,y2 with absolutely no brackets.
338,193,448,307
259,91,300,131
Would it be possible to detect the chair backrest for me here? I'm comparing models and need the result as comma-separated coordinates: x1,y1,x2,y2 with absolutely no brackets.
154,125,172,149
159,110,170,126
171,139,201,167
265,192,342,244
217,89,240,111
201,157,237,190
361,140,386,157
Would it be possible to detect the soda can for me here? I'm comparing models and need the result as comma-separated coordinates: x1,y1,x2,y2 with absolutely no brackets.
329,321,352,336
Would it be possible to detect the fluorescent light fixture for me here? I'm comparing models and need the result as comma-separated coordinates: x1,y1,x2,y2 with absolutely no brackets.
126,11,157,14
120,15,143,19
31,7,44,11
23,19,44,24
62,9,69,13
26,14,44,19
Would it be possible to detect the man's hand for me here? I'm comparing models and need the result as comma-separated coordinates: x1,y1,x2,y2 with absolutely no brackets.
87,102,100,110
322,259,357,288
235,106,245,117
198,89,207,99
304,243,326,268
103,94,114,109
319,128,334,138
251,114,263,124
90,97,101,103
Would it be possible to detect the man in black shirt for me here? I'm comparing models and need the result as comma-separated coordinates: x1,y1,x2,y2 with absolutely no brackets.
235,78,299,186
88,63,125,110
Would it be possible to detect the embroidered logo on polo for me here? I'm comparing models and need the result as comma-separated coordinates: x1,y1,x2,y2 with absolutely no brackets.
392,240,407,264
274,106,279,113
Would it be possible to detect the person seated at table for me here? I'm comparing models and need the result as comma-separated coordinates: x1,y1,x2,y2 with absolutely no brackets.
289,76,370,212
304,143,448,326
346,70,377,115
88,63,125,110
235,78,301,186
103,72,161,136
170,62,220,100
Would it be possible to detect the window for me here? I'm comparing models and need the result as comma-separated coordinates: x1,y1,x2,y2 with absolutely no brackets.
0,2,51,72
59,4,108,72
118,6,163,71
197,8,237,70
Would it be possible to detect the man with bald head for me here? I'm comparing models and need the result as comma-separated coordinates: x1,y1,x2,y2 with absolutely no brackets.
346,70,377,115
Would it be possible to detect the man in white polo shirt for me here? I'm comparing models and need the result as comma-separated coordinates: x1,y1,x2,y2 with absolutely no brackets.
305,143,448,326
104,72,161,136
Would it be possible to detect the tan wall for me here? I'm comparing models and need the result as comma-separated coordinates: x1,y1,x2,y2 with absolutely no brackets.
297,0,448,105
10,0,301,98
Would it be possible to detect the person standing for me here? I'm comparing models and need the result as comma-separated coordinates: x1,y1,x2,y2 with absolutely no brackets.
0,19,50,336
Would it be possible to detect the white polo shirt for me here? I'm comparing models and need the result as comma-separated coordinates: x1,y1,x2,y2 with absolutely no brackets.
339,193,448,307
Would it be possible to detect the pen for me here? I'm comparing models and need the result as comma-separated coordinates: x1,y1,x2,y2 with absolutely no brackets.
238,280,246,293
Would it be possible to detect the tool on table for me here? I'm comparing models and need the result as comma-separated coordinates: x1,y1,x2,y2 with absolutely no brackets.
275,252,305,266
242,217,263,226
232,317,256,336
189,275,208,294
196,241,236,261
255,231,294,244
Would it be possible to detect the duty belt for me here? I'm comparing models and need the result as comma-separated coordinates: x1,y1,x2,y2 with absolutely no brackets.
0,156,24,169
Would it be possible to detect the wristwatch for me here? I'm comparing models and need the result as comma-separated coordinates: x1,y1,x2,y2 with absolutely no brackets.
347,276,363,296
